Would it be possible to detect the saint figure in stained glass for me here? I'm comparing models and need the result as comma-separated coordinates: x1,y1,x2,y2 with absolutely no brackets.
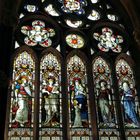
12,75,32,127
97,80,114,127
42,77,59,127
40,53,61,128
116,59,140,128
121,82,140,128
93,57,117,128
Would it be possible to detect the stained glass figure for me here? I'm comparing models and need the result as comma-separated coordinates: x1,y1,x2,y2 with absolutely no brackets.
66,34,85,48
93,57,118,128
40,53,62,139
65,20,83,28
93,57,119,139
8,51,35,139
21,20,55,47
116,59,140,129
87,10,100,21
44,4,60,16
93,27,123,53
67,55,91,139
59,0,87,15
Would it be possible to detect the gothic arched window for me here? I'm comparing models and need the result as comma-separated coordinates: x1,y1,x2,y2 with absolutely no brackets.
67,54,92,139
92,56,119,139
8,50,36,139
5,0,140,139
116,56,140,139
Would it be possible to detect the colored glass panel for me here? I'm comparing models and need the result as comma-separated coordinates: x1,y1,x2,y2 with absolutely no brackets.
24,5,38,12
8,51,35,139
93,27,123,53
116,59,140,129
66,34,84,48
87,10,100,21
65,20,83,28
93,57,119,139
39,53,62,139
21,20,55,47
44,4,60,16
59,0,87,15
67,55,92,139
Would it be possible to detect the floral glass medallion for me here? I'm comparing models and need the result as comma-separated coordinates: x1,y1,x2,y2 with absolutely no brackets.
59,0,87,15
93,27,123,53
87,9,100,21
21,20,55,47
44,4,60,16
66,34,84,48
65,20,83,28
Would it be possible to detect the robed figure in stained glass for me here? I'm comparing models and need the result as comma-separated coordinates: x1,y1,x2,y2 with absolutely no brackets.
121,82,140,128
97,80,114,127
42,77,59,127
12,76,32,128
70,78,88,127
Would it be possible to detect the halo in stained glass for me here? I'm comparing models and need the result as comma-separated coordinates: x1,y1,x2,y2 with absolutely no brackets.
93,27,123,53
44,4,60,16
65,20,83,28
66,34,85,48
21,20,56,47
87,9,100,21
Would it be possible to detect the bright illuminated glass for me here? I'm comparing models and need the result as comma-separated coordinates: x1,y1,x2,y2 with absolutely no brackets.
66,34,84,48
93,27,123,53
21,20,55,47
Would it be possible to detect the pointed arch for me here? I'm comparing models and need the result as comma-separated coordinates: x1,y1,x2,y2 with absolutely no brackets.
115,54,140,138
7,46,37,140
67,50,92,139
92,56,119,139
39,48,62,139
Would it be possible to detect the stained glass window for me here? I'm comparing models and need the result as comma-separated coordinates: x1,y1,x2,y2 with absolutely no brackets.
116,59,140,138
6,0,137,139
66,34,85,48
39,53,62,139
8,51,35,139
21,20,55,47
67,55,92,139
92,56,119,139
93,27,123,53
